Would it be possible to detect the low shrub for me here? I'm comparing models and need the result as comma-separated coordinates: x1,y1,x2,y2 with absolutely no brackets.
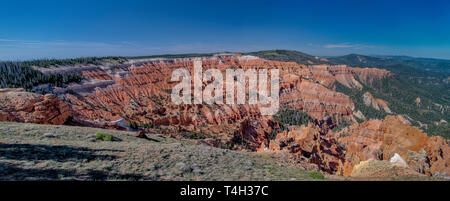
95,133,120,141
309,171,325,180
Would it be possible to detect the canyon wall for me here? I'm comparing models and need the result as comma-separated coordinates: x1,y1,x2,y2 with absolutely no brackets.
51,55,392,149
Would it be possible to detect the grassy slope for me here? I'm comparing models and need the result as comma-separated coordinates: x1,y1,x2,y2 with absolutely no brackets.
0,122,439,181
0,122,326,181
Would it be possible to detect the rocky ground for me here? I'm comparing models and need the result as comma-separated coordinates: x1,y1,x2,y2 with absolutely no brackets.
0,122,442,181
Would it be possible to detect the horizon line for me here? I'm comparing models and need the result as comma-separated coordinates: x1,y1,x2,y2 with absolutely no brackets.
1,49,450,62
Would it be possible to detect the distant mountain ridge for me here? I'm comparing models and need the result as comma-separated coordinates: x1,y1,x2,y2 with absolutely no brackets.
245,50,450,74
244,50,332,65
328,53,450,74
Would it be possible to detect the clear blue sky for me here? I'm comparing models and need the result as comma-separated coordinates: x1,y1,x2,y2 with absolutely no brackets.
1,0,449,60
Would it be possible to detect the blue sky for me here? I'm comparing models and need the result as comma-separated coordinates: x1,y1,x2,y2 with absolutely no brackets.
1,0,449,60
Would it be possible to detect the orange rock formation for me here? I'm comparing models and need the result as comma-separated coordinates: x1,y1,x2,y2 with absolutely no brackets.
63,56,389,128
333,115,449,176
267,124,345,173
362,92,392,113
0,88,70,125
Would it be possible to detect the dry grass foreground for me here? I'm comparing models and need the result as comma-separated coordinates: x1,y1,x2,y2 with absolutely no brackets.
0,122,440,181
